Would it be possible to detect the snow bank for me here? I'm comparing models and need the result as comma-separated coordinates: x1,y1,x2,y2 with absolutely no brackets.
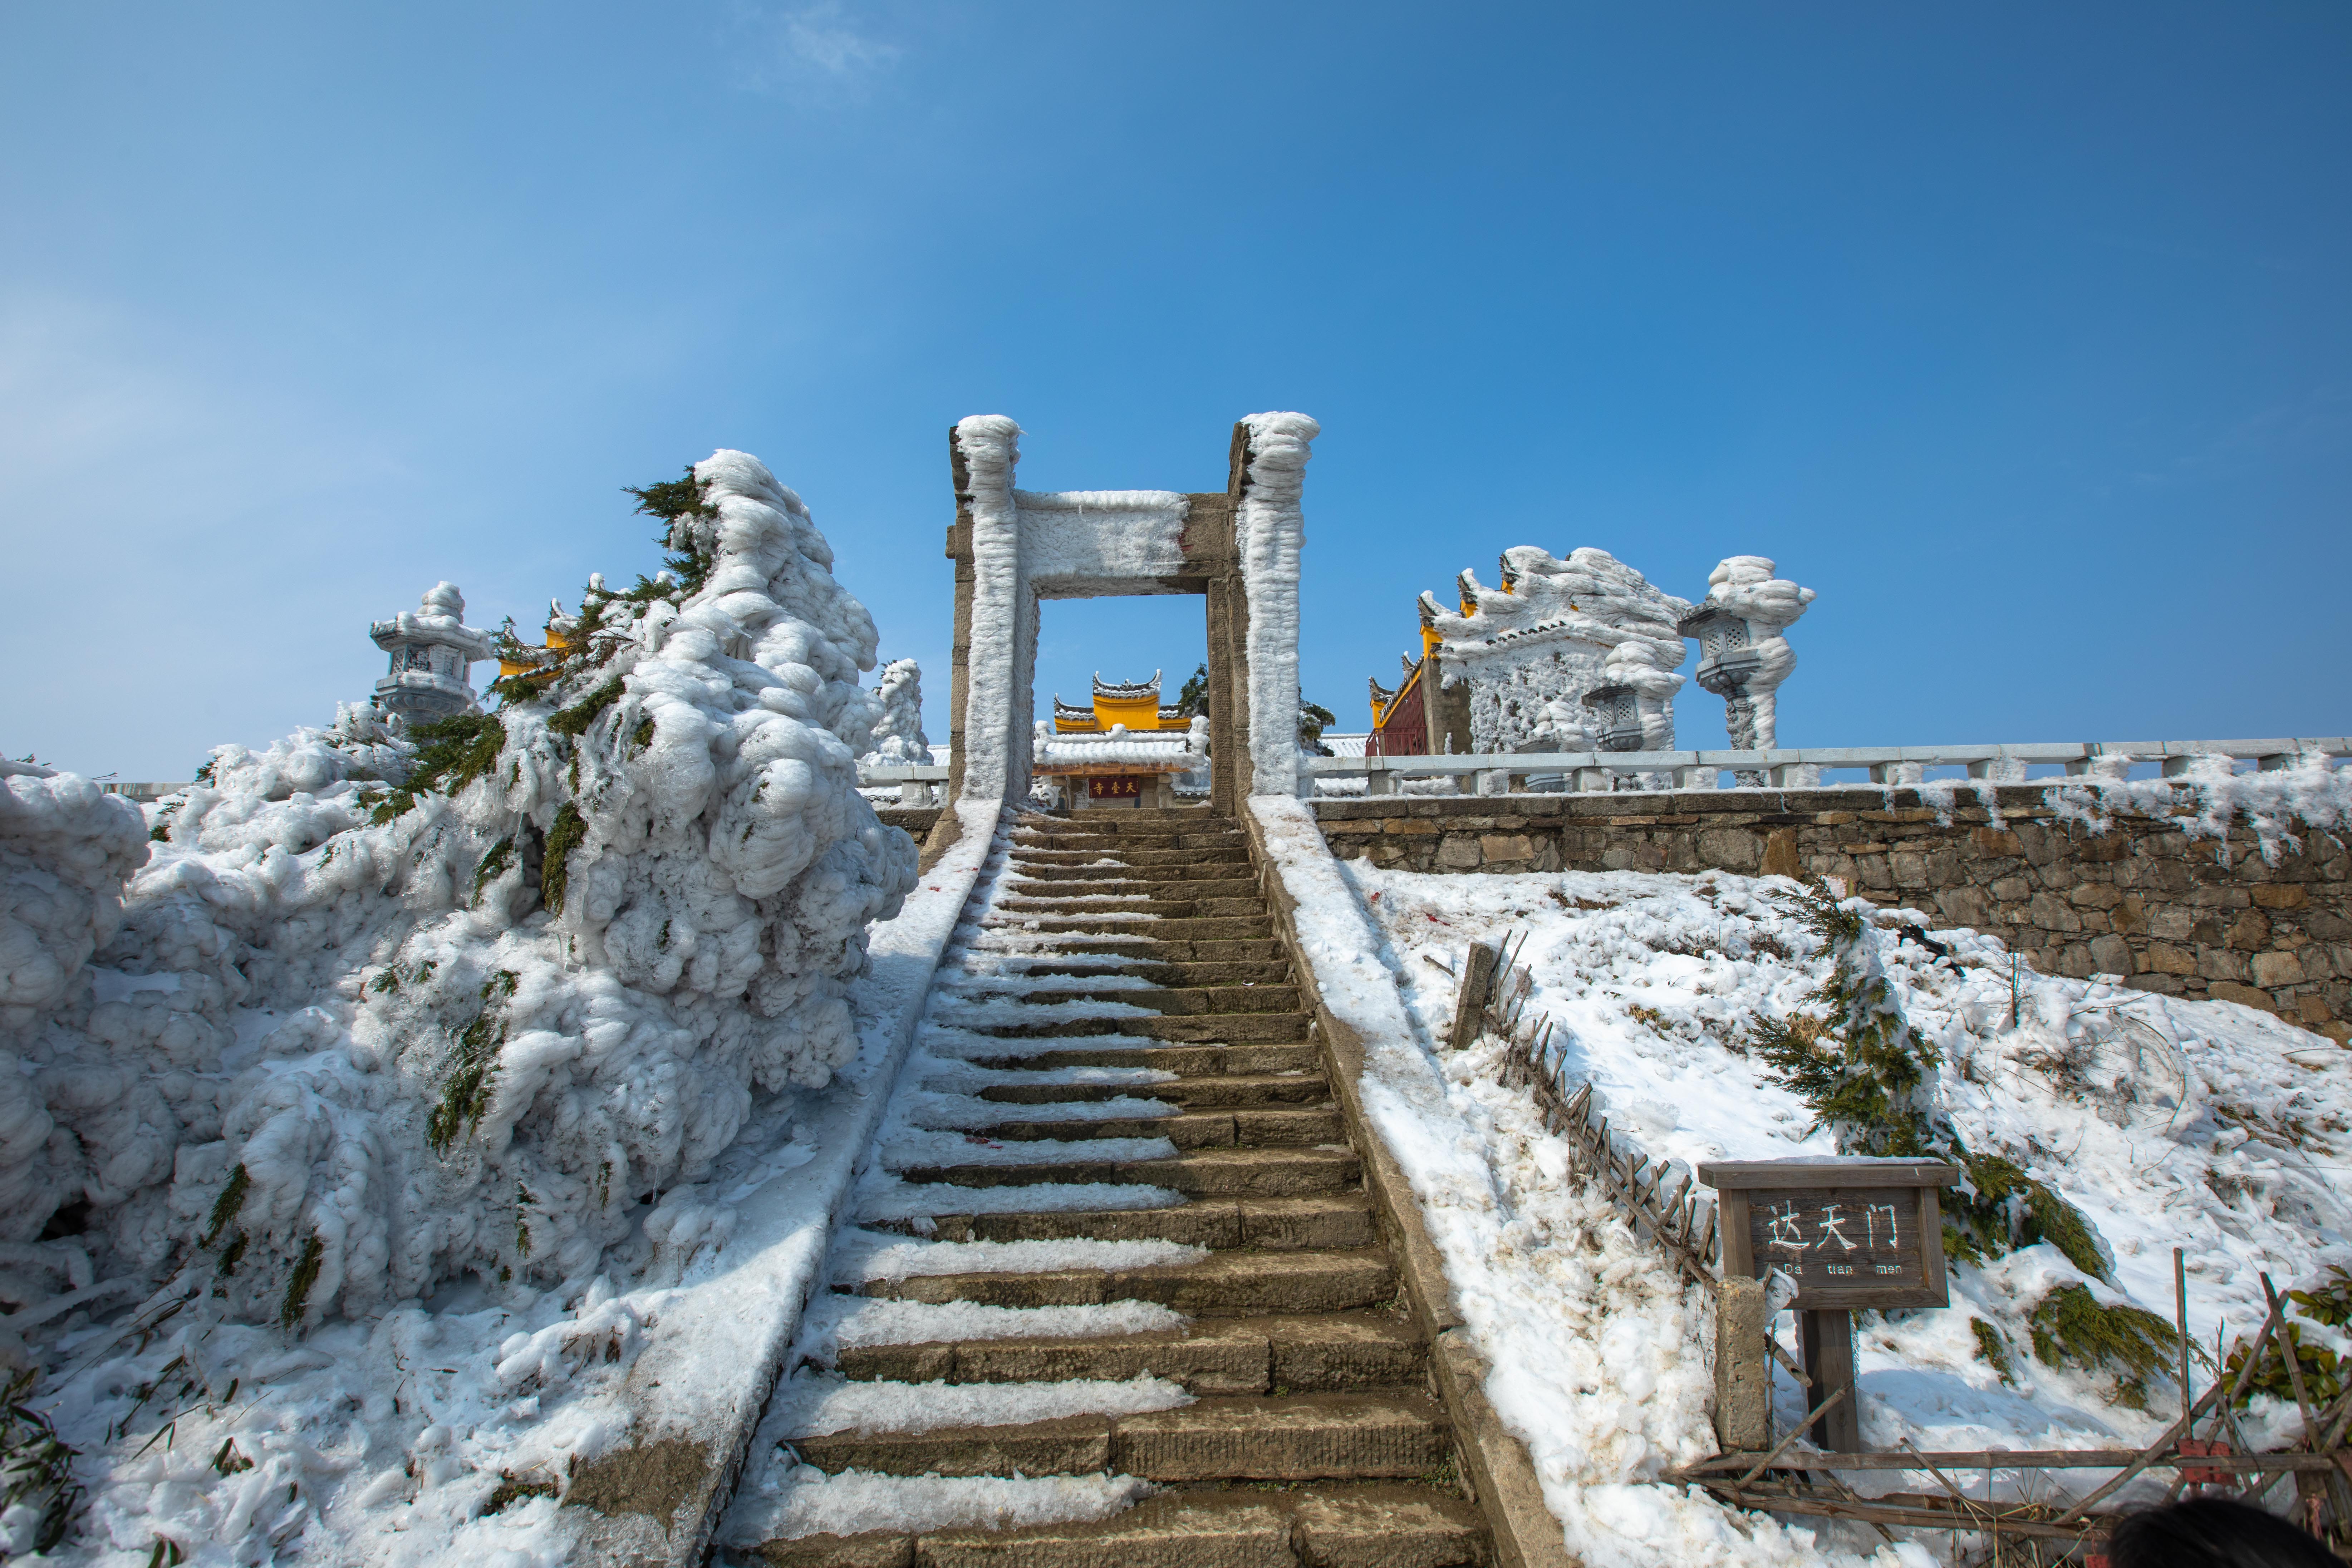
1331,851,2352,1563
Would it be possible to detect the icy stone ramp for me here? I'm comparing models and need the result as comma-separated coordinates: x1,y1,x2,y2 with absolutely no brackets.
716,808,1489,1567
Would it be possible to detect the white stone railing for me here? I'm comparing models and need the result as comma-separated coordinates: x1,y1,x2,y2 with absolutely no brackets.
1303,738,2352,797
856,763,950,806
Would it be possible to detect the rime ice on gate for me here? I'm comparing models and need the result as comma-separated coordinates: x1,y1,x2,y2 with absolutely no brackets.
369,581,496,720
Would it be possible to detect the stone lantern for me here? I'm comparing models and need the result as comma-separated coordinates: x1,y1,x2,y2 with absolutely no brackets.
1677,604,1766,749
1581,684,1646,752
371,582,496,722
1677,557,1816,778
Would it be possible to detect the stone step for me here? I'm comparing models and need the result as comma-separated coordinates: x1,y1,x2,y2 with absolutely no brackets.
974,935,1287,965
966,958,1294,988
870,1194,1375,1251
976,1071,1328,1108
894,1146,1358,1197
982,916,1276,942
746,1486,1487,1568
789,1392,1446,1483
1012,846,1251,869
960,1042,1319,1075
961,1107,1342,1149
1005,875,1262,901
1013,830,1246,852
833,1310,1424,1393
855,1247,1392,1314
1017,810,1228,825
951,1012,1311,1043
1009,859,1253,881
996,896,1269,920
985,984,1301,1017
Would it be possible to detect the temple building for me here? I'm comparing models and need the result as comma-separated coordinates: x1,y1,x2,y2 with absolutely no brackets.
1053,671,1191,735
371,582,496,721
1366,605,1453,757
1035,672,1206,810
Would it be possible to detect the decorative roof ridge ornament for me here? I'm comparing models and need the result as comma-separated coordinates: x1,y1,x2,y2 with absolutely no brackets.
1091,671,1163,699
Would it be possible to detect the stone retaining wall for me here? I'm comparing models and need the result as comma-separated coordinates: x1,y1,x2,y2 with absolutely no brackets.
877,805,942,839
1312,788,2352,1041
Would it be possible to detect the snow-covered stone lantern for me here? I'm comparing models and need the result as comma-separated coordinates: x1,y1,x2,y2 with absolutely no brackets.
1676,556,1816,755
371,582,496,722
1678,604,1766,749
1581,684,1646,752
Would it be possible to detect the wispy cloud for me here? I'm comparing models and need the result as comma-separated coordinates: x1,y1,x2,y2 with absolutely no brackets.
727,1,902,92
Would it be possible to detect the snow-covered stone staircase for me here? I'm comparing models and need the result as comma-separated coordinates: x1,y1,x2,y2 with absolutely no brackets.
719,808,1489,1565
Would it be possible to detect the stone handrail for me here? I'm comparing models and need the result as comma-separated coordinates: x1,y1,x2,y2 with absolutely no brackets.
855,762,949,807
1304,738,2352,795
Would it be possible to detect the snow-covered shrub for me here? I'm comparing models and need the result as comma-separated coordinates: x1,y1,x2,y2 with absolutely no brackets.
3,449,915,1335
858,659,929,766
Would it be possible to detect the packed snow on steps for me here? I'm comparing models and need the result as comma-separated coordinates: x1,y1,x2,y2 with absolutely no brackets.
1334,854,2350,1566
720,819,1214,1545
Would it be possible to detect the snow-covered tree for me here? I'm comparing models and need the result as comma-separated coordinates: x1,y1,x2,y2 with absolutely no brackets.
0,450,915,1330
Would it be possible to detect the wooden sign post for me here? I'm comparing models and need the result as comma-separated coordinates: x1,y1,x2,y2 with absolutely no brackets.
1697,1157,1958,1452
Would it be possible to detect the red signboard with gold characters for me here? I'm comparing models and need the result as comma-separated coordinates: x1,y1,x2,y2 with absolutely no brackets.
1089,776,1148,800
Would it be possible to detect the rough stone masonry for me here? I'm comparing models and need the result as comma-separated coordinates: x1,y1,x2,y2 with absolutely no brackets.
1312,785,2352,1042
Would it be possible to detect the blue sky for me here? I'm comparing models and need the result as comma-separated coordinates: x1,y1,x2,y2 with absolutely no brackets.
4,3,2346,779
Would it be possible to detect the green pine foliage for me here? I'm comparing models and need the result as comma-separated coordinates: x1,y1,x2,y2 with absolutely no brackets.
1753,886,1944,1158
547,678,625,738
1970,1318,2015,1383
471,837,516,902
201,1164,250,1249
625,466,718,597
541,803,586,916
370,713,506,823
2029,1284,2179,1409
1175,663,1209,718
1,1368,83,1554
2223,1266,2352,1410
1298,693,1337,751
279,1235,326,1332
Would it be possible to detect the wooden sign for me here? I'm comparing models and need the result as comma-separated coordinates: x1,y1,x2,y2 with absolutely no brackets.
1089,776,1146,800
1699,1158,1955,1311
1698,1157,1957,1452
